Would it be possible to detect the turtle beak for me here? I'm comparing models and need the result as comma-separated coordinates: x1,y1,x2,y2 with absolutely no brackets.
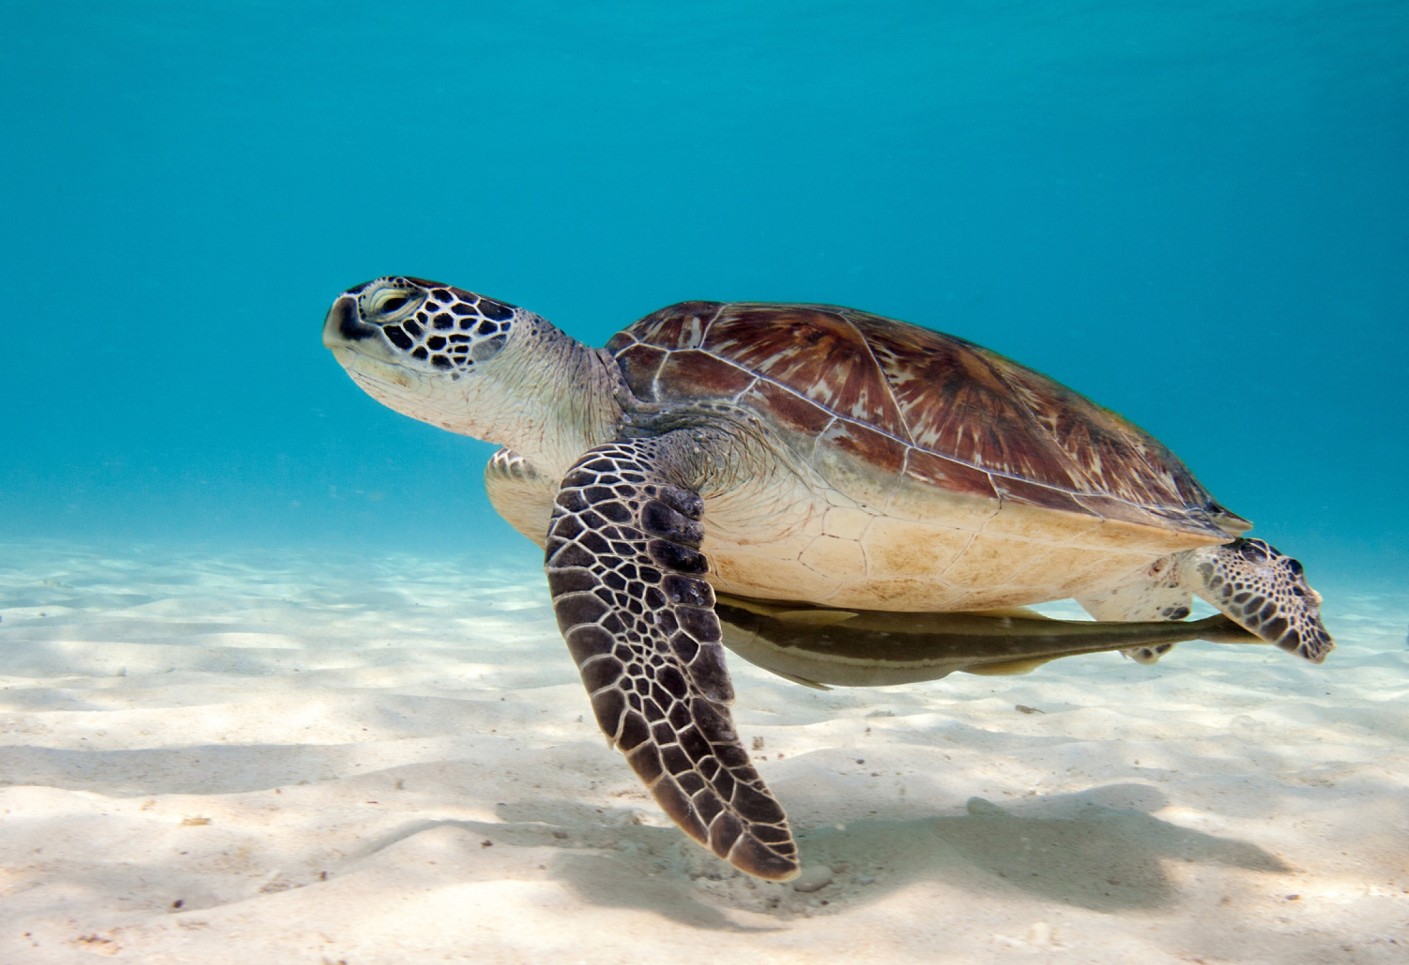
322,295,377,349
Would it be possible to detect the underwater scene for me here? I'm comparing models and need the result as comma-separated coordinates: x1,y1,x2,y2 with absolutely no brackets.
2,1,1406,961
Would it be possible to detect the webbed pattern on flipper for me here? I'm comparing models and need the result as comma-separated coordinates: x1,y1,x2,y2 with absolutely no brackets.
545,438,799,880
1193,538,1335,662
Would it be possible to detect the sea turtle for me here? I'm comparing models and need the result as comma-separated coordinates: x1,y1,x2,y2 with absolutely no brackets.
323,278,1334,881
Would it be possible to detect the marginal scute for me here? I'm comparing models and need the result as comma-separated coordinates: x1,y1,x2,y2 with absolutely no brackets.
821,420,907,476
903,448,997,500
992,474,1089,515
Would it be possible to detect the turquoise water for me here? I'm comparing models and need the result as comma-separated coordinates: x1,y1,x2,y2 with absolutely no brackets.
3,0,1406,578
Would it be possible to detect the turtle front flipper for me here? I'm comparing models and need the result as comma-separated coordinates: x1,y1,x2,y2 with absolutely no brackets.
545,439,799,881
1191,538,1335,662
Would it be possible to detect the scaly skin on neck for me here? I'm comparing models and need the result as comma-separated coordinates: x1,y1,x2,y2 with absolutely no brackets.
472,315,627,483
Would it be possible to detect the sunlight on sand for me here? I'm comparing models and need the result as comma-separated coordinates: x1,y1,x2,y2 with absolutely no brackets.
1,540,1405,963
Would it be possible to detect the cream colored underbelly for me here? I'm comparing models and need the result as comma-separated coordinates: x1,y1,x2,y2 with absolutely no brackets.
701,472,1215,612
484,444,1219,613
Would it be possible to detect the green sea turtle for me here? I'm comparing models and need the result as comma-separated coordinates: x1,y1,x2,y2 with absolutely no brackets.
323,278,1334,881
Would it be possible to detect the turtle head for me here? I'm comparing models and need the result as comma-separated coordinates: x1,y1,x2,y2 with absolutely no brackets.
323,277,623,476
324,276,519,380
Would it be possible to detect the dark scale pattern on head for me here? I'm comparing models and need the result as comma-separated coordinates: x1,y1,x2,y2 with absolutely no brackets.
1196,538,1335,662
357,279,517,376
544,438,799,881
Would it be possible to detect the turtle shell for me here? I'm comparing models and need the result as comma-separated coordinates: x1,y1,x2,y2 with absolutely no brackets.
606,302,1247,539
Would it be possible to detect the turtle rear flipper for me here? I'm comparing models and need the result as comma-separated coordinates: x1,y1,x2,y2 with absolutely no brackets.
1191,538,1335,662
545,437,799,880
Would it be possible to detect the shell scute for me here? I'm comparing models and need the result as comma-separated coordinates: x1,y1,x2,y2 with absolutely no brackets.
739,379,833,435
612,342,668,399
699,305,908,435
655,349,756,400
614,302,716,353
902,448,999,502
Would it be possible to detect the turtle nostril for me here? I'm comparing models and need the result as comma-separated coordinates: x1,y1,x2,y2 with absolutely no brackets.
323,296,376,346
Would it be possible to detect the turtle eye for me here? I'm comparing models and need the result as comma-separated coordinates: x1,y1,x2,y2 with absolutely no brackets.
364,286,422,322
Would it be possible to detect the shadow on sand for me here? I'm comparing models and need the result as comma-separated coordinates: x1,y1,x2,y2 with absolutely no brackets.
352,781,1289,927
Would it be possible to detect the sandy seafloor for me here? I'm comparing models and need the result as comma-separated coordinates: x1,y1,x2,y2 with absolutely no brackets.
1,538,1405,964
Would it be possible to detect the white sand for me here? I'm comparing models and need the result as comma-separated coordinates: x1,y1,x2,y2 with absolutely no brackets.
1,538,1405,963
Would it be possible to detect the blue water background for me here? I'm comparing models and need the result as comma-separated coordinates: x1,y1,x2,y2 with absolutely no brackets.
2,1,1406,579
